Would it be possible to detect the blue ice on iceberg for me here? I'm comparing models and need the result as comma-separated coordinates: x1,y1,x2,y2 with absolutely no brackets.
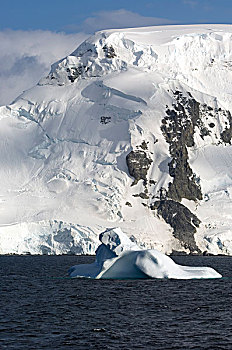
68,228,222,279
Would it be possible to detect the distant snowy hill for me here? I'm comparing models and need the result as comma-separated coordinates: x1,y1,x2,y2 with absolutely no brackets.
0,24,231,255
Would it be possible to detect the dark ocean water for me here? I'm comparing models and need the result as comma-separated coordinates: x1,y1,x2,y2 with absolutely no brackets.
0,255,232,350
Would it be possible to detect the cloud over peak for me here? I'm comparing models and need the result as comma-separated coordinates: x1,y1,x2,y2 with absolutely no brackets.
0,30,87,105
71,9,178,33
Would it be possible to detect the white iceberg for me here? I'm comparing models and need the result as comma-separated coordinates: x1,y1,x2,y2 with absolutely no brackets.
68,228,222,279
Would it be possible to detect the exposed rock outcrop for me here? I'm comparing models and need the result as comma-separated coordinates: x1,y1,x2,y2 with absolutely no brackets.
102,45,117,59
221,111,232,144
162,92,203,202
126,149,152,186
151,200,201,253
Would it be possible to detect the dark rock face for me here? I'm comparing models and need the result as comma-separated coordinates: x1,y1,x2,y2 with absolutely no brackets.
151,200,201,252
64,44,116,83
221,111,232,144
168,155,202,202
126,150,152,186
102,45,116,59
209,122,215,128
156,91,210,250
126,90,232,253
66,66,89,83
161,91,203,202
161,91,232,202
133,192,149,199
100,116,111,124
140,141,148,150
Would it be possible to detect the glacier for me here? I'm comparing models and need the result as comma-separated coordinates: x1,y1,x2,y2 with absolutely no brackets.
0,24,232,255
69,228,222,279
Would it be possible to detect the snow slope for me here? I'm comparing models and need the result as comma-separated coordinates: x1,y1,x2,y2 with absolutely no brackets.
0,24,232,255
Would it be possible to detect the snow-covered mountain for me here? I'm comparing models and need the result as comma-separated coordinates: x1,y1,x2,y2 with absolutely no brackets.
0,24,232,255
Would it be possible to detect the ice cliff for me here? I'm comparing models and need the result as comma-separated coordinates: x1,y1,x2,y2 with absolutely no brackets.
0,24,232,255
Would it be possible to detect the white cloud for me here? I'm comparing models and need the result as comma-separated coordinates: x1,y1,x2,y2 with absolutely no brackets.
0,30,88,105
72,9,178,33
182,0,198,8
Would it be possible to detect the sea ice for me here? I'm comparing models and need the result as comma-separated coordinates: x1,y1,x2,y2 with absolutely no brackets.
68,228,222,279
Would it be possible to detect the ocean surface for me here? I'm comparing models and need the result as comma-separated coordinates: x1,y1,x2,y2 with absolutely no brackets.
0,255,232,349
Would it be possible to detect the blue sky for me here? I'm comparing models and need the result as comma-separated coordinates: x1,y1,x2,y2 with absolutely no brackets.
1,0,232,33
1,0,232,105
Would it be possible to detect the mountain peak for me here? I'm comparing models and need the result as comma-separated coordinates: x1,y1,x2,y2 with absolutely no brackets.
39,30,158,86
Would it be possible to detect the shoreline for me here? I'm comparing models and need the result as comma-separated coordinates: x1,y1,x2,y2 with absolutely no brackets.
1,253,231,257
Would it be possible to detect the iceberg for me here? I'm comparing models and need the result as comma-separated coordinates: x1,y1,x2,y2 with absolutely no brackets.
68,228,222,279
